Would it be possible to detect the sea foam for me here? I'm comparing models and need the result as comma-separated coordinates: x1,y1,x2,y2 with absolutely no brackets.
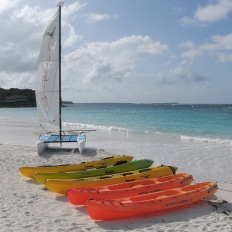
63,122,132,134
181,135,232,145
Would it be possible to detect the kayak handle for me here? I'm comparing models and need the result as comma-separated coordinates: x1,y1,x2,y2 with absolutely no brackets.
125,179,135,182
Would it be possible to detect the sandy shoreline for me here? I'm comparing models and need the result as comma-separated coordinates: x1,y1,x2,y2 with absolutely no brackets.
0,144,231,232
0,114,231,231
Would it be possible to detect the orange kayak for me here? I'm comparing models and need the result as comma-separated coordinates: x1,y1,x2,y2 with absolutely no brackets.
67,173,193,205
86,182,218,220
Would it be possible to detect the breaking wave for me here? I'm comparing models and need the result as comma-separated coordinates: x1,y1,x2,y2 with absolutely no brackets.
181,135,232,145
63,122,132,134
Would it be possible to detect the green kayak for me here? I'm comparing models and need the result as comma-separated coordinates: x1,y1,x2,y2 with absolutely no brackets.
33,159,154,184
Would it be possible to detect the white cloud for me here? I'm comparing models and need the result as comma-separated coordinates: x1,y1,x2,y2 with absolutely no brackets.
0,0,19,14
86,13,118,23
62,1,87,19
180,0,232,26
195,0,232,23
0,71,35,89
212,33,232,49
179,33,232,62
65,35,168,84
64,35,209,93
62,23,81,47
0,0,169,101
179,17,207,27
217,53,232,61
156,67,210,85
0,1,82,87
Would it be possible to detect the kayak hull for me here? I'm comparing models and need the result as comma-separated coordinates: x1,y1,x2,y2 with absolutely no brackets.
33,159,154,184
86,182,218,220
45,165,178,194
19,155,133,178
67,173,193,205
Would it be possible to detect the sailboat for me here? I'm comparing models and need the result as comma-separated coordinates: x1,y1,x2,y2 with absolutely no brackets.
35,1,94,155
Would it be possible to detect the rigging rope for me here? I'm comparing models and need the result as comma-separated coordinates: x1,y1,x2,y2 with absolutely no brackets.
62,56,78,103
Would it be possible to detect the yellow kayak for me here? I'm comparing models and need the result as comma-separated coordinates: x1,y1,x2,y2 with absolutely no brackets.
19,155,133,178
45,165,178,194
33,159,154,185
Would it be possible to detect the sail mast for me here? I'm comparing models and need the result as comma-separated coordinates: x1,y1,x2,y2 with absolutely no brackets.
57,2,64,141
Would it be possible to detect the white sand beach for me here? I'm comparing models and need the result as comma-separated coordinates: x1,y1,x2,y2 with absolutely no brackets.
0,116,232,231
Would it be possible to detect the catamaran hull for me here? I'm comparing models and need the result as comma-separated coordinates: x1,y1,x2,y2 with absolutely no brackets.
36,141,48,155
77,134,86,154
35,134,87,155
78,141,85,154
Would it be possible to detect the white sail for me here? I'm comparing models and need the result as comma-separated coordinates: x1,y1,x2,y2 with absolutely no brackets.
36,10,60,131
35,2,91,155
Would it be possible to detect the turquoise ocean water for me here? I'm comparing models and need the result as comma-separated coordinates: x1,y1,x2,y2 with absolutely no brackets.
1,103,232,182
65,103,232,140
1,103,232,141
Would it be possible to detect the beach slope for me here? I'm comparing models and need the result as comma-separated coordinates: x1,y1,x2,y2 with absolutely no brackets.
0,144,231,232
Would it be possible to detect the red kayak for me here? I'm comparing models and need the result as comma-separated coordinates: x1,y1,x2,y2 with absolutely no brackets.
67,173,193,205
86,182,218,220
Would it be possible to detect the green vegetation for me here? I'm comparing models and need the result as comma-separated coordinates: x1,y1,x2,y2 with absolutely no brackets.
0,87,36,107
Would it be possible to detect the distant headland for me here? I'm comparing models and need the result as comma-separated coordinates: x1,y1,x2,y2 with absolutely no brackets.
0,87,73,107
0,88,36,107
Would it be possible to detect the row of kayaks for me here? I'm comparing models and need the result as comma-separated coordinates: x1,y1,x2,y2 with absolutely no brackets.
19,155,218,220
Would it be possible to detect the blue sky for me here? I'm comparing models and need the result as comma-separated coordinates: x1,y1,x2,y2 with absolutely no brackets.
0,0,232,103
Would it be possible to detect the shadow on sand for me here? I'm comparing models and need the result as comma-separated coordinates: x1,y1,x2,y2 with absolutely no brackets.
38,147,98,159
